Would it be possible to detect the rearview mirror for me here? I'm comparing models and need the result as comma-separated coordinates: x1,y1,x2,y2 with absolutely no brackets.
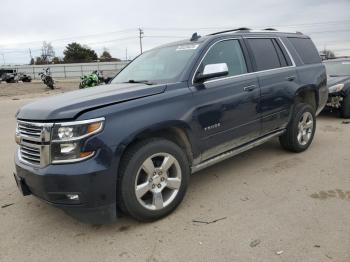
195,63,229,83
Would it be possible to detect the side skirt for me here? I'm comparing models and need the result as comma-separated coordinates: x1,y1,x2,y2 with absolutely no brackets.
191,129,285,174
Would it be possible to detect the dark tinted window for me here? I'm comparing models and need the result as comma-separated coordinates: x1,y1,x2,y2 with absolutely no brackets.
272,39,288,67
199,40,247,78
288,37,321,64
247,38,282,71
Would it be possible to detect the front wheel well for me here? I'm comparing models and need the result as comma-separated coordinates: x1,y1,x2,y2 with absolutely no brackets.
122,127,194,165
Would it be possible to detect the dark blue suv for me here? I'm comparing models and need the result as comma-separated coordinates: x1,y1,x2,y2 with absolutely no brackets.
14,29,328,224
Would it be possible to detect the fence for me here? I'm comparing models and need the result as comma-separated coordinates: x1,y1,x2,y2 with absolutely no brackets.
0,61,129,80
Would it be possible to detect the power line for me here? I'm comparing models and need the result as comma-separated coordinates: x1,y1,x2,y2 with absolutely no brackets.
0,28,138,48
2,18,350,48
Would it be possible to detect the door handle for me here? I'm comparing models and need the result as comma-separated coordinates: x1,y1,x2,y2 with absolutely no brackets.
243,85,257,92
286,76,296,81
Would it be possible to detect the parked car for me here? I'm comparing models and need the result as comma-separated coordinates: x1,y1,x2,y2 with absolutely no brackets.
19,73,32,82
323,58,350,118
3,72,20,83
0,69,17,81
14,29,327,224
2,72,32,83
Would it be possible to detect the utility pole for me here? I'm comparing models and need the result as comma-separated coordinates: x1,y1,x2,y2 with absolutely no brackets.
1,53,5,65
125,48,128,61
138,27,144,54
29,48,33,64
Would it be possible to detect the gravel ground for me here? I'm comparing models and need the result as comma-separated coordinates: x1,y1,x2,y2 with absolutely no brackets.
0,82,349,262
0,80,78,100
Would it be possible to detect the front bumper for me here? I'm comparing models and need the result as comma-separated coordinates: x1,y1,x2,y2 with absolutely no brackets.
14,149,119,224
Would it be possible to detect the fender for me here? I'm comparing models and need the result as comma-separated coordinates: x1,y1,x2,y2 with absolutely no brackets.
116,120,201,166
295,84,319,108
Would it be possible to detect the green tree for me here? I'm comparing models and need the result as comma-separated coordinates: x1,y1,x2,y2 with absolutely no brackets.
99,48,121,62
100,49,112,61
29,58,35,65
321,49,336,60
52,57,63,64
35,57,45,65
63,42,98,63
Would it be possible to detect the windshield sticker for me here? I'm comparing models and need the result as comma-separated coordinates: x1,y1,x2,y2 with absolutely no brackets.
342,62,350,65
176,44,199,51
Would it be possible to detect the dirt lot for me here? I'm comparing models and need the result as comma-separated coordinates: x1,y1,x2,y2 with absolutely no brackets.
0,82,349,262
0,80,78,99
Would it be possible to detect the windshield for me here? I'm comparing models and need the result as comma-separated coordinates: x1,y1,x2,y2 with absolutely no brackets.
324,60,350,76
112,44,199,84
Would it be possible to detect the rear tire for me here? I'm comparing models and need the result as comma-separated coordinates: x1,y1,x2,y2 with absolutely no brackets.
341,94,350,119
118,138,190,222
279,103,316,153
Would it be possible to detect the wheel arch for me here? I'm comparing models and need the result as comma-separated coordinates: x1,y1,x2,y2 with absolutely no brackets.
117,121,199,167
294,85,318,112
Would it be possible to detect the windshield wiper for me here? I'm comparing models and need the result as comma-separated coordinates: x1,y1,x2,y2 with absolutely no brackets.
124,80,155,85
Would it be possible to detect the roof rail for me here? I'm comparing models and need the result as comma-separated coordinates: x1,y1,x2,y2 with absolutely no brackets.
208,27,251,35
207,28,303,36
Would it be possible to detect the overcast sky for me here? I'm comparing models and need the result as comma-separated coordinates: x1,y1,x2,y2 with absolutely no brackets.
1,0,350,64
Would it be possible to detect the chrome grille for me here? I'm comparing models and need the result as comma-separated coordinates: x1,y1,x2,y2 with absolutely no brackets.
20,144,41,165
16,120,53,167
18,122,42,139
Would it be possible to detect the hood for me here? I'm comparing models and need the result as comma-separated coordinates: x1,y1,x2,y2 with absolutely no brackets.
17,83,166,121
327,75,350,87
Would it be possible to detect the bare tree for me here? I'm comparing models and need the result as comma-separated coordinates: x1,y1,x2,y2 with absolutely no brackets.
41,42,55,63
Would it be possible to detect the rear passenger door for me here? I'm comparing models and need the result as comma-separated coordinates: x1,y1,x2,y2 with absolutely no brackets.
190,38,260,161
244,37,298,135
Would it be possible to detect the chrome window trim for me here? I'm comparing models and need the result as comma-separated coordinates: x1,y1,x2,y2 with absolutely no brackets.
191,37,296,85
243,36,296,67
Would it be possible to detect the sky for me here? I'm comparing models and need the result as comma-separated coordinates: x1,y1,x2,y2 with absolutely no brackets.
1,0,350,64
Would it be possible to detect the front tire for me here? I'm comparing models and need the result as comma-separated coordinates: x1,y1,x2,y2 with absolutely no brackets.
118,138,190,221
341,94,350,119
279,103,316,153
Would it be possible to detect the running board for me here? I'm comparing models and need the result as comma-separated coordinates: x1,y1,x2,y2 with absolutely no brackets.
191,130,285,174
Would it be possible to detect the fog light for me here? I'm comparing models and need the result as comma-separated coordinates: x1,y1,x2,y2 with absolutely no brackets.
66,194,79,200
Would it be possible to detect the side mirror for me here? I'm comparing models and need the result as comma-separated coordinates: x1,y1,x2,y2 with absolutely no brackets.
195,63,229,83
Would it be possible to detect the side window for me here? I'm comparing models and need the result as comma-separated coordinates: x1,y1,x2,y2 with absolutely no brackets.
288,37,321,64
272,39,288,67
198,40,248,78
247,38,282,71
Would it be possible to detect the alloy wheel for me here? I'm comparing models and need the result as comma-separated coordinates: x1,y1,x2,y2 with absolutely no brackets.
135,153,182,210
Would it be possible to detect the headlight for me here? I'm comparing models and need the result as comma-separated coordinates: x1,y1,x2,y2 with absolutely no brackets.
51,117,104,163
328,83,344,93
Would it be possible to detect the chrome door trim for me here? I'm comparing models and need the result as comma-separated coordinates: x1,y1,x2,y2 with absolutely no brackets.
191,129,285,173
191,37,296,86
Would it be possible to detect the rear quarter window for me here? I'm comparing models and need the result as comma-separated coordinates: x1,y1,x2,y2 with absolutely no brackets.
288,37,321,65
